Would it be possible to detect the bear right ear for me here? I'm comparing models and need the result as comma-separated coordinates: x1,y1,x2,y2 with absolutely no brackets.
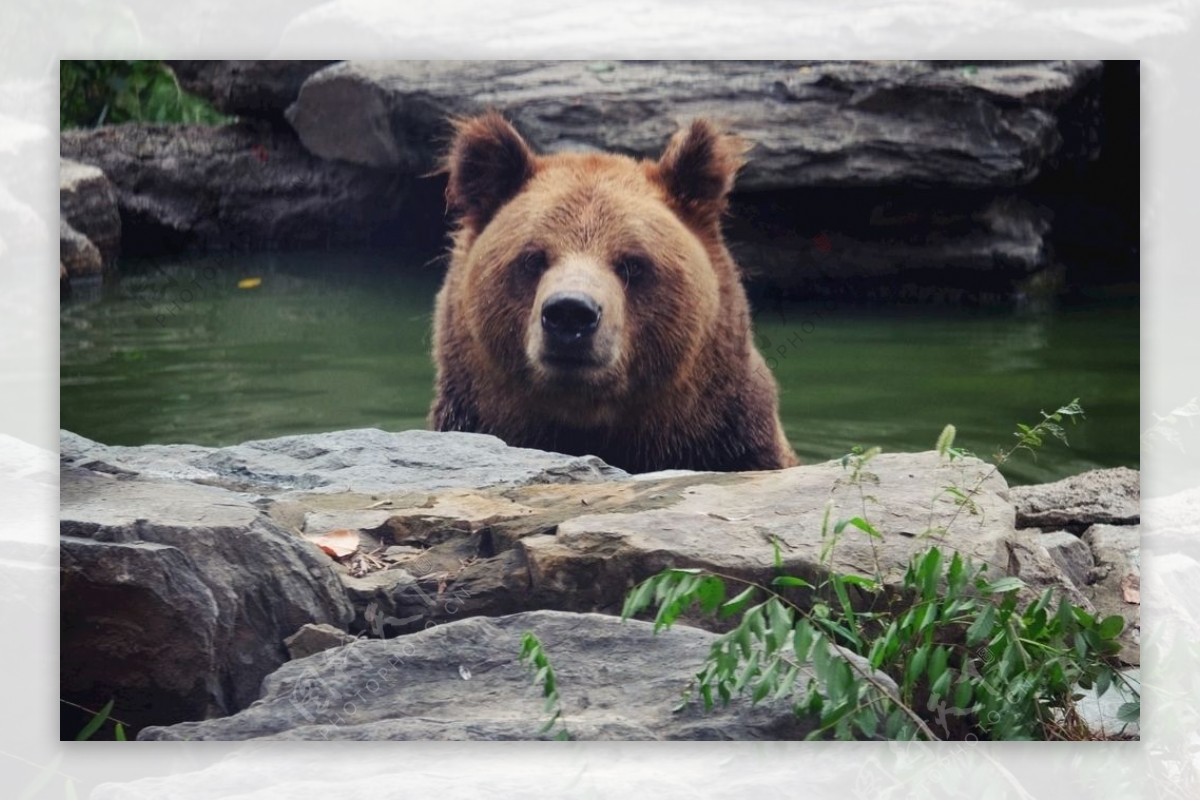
444,112,536,229
657,119,747,225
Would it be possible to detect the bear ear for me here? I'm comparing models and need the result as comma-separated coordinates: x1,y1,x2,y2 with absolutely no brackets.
657,119,747,223
444,112,537,229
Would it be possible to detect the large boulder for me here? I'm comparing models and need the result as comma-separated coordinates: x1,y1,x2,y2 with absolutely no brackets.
59,121,411,254
59,467,354,731
168,60,337,121
59,158,120,267
138,610,855,740
286,60,1101,189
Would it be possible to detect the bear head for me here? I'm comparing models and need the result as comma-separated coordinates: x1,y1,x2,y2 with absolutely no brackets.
439,111,750,430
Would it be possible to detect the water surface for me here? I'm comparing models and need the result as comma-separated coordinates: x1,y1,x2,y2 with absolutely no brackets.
60,249,1139,485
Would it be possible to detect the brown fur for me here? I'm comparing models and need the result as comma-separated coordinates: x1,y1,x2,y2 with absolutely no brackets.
429,111,797,473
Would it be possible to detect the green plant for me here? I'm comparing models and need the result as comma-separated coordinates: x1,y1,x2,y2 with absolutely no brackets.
60,61,230,129
66,698,128,741
623,547,1133,740
618,398,1135,740
517,632,571,740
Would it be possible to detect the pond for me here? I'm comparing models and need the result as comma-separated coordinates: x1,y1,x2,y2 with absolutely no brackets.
60,249,1140,486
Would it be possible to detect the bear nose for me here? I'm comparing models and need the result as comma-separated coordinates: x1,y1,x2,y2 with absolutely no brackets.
541,292,601,344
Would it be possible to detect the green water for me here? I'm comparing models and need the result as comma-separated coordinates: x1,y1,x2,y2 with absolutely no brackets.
60,249,1139,486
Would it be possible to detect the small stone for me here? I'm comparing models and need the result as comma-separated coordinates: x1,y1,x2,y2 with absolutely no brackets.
283,623,357,661
1040,530,1094,588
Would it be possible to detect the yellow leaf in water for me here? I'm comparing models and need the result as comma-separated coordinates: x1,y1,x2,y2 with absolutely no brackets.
238,277,262,289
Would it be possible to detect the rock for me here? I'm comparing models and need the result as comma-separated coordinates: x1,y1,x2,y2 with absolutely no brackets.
519,452,1018,618
287,60,1101,189
286,449,1037,634
62,429,1105,736
1082,524,1140,664
728,192,1051,301
1004,531,1094,613
59,219,102,278
60,428,625,495
59,121,411,254
60,158,120,267
137,610,868,740
1011,466,1139,531
284,623,358,660
1039,530,1094,588
168,61,337,121
59,468,354,731
1074,668,1140,739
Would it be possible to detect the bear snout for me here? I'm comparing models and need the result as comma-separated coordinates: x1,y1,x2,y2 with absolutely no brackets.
541,291,602,346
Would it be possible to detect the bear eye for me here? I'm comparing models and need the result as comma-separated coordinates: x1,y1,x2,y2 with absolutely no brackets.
616,254,652,285
515,249,548,277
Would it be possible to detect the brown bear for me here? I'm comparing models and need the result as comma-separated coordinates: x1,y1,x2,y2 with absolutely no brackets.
429,111,797,474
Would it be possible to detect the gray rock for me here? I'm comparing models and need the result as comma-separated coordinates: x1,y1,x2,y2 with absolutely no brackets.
59,219,102,278
1040,529,1094,588
519,451,1020,617
60,468,354,730
1004,530,1094,613
1074,668,1140,740
60,428,625,495
60,158,120,267
137,610,855,740
59,121,411,253
729,193,1051,301
287,60,1100,189
168,60,337,120
1011,466,1139,531
284,623,358,661
1082,524,1140,664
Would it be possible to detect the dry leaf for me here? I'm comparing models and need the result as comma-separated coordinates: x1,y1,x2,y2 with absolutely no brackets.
307,528,360,559
1120,573,1141,605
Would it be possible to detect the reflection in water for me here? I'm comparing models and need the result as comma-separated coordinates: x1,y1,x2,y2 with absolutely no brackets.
60,250,1139,486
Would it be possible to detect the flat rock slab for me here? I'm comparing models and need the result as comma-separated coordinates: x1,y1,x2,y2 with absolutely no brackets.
60,427,625,495
60,468,354,730
1011,466,1139,531
287,60,1100,189
138,610,824,741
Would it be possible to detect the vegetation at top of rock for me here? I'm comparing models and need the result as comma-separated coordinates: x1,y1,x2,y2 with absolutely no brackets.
60,61,229,130
611,399,1138,740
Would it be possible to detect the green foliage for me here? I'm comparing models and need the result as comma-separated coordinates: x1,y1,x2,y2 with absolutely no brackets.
622,544,1131,740
518,632,571,740
524,398,1137,740
60,61,230,129
70,698,127,741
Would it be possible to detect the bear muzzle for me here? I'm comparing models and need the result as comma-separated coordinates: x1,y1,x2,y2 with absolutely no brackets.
539,291,604,366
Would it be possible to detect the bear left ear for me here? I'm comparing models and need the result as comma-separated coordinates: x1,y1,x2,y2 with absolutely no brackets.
444,111,537,229
657,119,747,223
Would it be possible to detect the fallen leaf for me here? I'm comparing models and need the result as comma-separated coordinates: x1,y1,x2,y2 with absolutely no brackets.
1120,573,1141,605
307,528,359,559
